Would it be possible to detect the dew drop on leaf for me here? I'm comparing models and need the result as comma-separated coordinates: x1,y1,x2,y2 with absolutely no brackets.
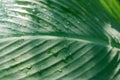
11,58,16,62
22,68,29,74
66,21,70,25
77,21,80,24
32,9,35,12
27,66,32,69
42,8,47,12
38,71,42,76
57,69,62,72
47,50,59,57
62,57,68,63
47,50,55,54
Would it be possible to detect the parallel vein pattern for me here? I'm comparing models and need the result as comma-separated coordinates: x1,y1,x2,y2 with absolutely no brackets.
0,0,120,80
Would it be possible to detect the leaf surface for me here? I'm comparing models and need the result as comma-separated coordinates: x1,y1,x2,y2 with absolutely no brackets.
0,0,120,80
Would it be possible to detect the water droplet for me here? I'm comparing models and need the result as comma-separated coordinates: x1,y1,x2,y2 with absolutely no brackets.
32,9,35,12
47,50,55,54
66,21,70,25
57,69,62,72
64,44,68,48
42,8,47,12
36,13,40,16
22,68,30,74
47,50,59,57
44,23,48,26
39,19,42,23
27,66,32,69
18,39,24,45
43,14,50,20
69,52,72,55
77,21,80,24
48,13,53,16
38,70,43,76
46,16,50,19
62,57,68,63
12,58,16,62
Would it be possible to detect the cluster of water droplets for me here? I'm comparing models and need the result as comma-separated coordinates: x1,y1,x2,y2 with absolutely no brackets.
0,1,8,18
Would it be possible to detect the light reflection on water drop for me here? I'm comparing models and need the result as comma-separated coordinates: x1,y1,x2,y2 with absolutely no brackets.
32,9,35,12
77,21,80,24
57,69,62,72
42,8,47,12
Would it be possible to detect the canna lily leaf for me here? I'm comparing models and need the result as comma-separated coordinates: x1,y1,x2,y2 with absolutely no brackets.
0,0,120,80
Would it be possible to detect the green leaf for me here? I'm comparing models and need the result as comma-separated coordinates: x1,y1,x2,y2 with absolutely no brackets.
100,0,120,20
0,0,119,80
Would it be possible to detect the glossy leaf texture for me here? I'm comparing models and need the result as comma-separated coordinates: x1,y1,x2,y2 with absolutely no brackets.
0,0,120,80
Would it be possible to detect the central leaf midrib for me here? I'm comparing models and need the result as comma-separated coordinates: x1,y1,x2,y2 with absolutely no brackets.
0,32,110,45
